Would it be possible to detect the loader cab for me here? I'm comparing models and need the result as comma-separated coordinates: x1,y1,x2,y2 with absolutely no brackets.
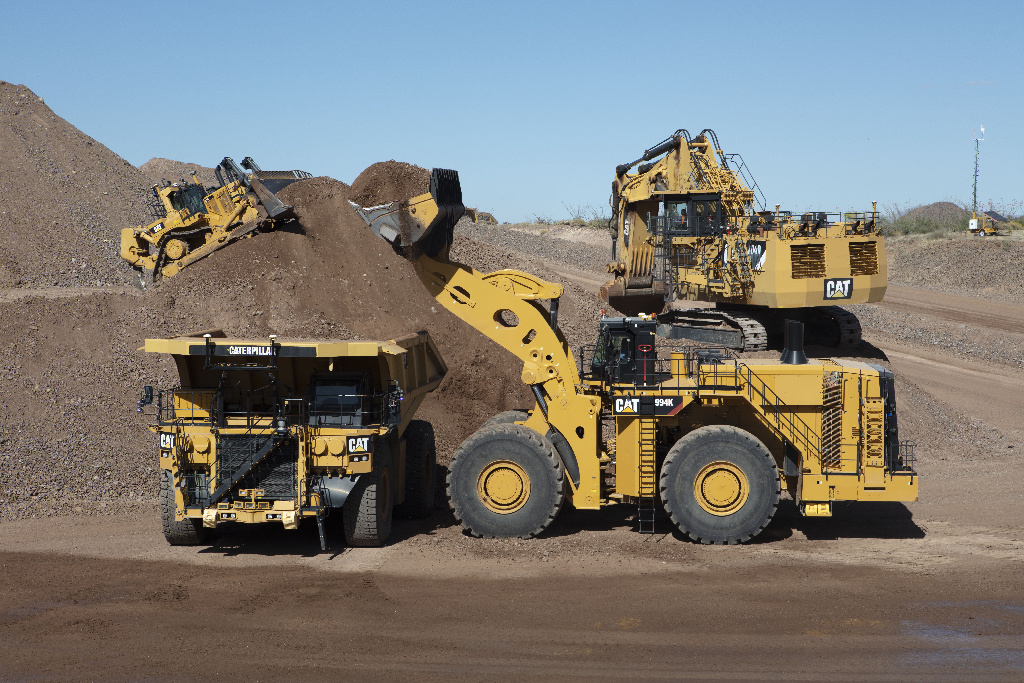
590,317,658,385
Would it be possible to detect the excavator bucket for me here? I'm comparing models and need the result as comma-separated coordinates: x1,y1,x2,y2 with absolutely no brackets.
349,169,465,259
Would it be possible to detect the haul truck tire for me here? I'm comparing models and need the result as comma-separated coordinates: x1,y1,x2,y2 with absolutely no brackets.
660,425,780,545
395,420,437,519
344,467,393,547
447,423,564,539
482,410,529,428
160,470,209,546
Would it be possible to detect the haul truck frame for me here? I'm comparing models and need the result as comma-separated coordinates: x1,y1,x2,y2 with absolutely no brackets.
140,330,447,549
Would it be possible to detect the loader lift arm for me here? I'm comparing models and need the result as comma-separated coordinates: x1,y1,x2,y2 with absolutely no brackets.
350,171,602,506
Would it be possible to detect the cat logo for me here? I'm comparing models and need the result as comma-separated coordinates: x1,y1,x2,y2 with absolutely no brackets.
824,278,853,300
159,433,175,450
347,437,370,453
614,397,639,413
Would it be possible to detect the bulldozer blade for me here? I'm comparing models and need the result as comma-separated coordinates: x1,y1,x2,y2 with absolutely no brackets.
248,177,296,221
350,168,465,259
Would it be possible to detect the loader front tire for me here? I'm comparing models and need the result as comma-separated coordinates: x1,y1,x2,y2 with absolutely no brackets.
344,467,393,547
395,420,436,519
660,426,780,545
160,470,209,546
447,424,564,539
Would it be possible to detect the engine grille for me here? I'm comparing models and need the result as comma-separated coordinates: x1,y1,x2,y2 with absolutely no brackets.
790,244,826,279
849,241,878,276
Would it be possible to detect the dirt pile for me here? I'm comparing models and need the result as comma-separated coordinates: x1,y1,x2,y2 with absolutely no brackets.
0,82,152,288
887,233,1024,304
348,160,430,207
139,157,218,190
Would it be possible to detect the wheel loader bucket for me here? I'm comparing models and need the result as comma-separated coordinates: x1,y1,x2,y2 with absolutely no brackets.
349,168,465,259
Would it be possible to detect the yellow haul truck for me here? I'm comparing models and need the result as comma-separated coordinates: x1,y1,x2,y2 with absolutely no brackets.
351,170,917,543
121,157,312,286
138,330,447,549
604,129,887,350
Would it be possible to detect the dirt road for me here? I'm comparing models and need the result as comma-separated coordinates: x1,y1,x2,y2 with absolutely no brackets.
2,511,1024,681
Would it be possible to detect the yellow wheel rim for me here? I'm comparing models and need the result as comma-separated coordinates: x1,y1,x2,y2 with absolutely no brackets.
694,461,749,516
477,460,530,514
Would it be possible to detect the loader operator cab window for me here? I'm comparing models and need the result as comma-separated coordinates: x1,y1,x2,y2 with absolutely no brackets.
310,374,369,427
591,327,634,382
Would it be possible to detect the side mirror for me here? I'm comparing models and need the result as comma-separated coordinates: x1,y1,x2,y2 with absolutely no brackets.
137,386,154,412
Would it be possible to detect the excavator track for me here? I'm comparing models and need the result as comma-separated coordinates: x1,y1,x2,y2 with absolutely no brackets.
817,306,862,347
655,308,767,351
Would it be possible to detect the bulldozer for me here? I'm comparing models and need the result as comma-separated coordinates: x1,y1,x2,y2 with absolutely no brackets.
121,157,312,286
603,129,887,350
138,329,447,549
350,169,917,544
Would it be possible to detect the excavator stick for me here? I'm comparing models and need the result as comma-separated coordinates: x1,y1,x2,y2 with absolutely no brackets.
349,169,465,259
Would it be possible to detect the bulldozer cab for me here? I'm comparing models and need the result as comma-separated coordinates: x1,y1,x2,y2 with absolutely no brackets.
590,317,657,385
165,182,207,217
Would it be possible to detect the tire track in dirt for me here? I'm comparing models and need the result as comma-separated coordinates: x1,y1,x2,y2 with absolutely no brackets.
877,285,1024,336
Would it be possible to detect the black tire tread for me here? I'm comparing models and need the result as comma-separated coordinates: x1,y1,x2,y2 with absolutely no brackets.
447,423,564,539
395,420,436,519
343,468,392,547
482,410,530,428
160,469,208,546
660,425,780,545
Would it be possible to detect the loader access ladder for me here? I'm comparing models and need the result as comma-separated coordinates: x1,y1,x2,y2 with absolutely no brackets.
637,416,658,533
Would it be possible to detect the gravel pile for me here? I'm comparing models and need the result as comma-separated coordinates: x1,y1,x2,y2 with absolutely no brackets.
456,218,611,273
139,158,218,190
887,233,1024,304
0,82,152,288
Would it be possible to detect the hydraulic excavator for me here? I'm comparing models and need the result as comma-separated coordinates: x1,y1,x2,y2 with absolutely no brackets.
604,129,887,350
350,170,917,544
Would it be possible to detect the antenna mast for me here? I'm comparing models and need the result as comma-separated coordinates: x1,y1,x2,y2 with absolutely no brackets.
972,125,985,214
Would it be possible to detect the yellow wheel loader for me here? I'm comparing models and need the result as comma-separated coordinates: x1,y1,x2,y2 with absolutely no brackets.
138,330,447,549
350,170,917,544
603,129,887,350
121,157,312,286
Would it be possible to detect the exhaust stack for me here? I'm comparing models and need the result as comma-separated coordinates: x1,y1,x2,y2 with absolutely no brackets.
779,320,808,365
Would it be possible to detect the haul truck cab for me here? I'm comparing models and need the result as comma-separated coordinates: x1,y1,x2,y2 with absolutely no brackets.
139,330,447,549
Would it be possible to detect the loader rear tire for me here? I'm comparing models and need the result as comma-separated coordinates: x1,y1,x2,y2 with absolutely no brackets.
447,424,564,539
395,420,436,519
660,426,780,545
160,470,209,546
482,410,529,428
344,467,393,547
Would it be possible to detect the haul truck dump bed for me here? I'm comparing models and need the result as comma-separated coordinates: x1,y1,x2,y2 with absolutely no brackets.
140,330,447,549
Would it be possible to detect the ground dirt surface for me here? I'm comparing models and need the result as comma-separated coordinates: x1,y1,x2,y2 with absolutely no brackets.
2,84,1023,680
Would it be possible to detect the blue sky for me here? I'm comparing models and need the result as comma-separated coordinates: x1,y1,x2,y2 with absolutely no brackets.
3,0,1021,221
